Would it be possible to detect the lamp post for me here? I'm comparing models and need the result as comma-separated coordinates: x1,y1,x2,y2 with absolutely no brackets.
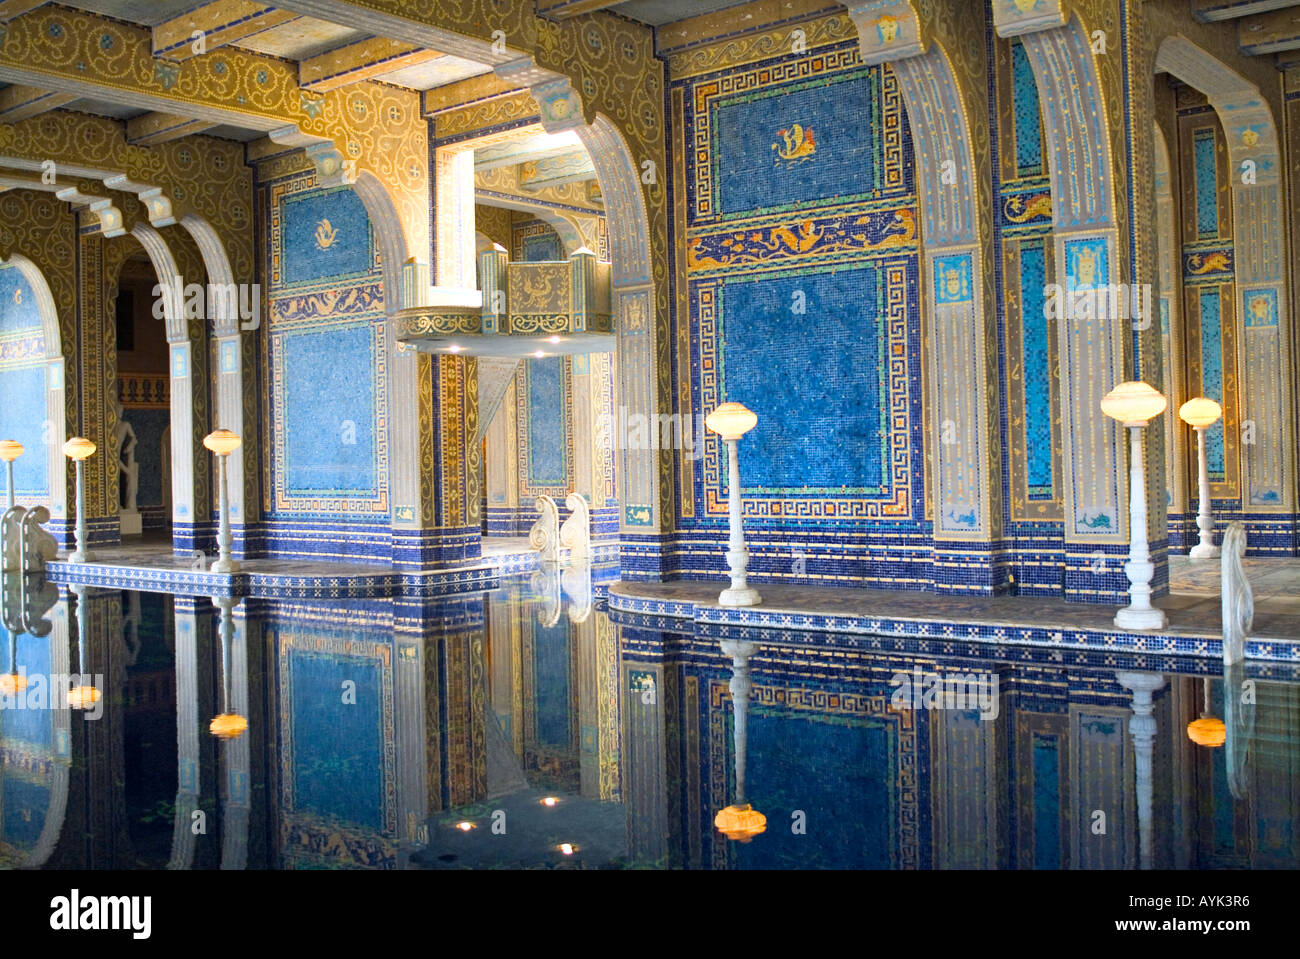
1178,397,1222,560
0,440,23,508
704,402,760,607
62,438,96,563
203,429,242,574
1100,382,1167,631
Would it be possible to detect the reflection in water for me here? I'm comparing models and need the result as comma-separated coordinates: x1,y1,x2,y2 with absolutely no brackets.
0,572,1297,869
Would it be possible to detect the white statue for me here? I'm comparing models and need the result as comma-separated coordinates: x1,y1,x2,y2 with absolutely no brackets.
559,492,591,564
115,398,141,535
529,494,559,564
1220,521,1253,666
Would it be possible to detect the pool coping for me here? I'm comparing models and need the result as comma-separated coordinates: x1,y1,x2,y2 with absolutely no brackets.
606,582,1300,662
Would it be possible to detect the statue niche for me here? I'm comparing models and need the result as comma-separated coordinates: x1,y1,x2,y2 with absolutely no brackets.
115,398,141,536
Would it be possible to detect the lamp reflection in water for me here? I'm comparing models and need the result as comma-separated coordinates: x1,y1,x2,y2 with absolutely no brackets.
209,595,247,739
62,438,96,564
66,584,100,710
203,429,242,574
714,640,766,842
705,403,761,608
1100,382,1167,630
1116,671,1163,869
1186,677,1225,748
0,571,28,694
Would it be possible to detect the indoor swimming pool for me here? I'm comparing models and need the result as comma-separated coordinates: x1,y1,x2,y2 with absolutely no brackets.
1,571,1296,870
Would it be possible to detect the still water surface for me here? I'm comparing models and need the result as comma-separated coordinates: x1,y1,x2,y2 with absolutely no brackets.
1,571,1296,869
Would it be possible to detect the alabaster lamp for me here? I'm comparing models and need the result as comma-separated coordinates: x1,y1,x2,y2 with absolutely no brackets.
0,440,23,509
62,437,96,563
1100,382,1167,630
705,402,760,607
203,429,242,574
1178,397,1223,560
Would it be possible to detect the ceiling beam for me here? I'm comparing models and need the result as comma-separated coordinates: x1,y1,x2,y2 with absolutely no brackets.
0,173,126,236
0,84,75,122
1193,0,1300,22
0,0,48,23
127,112,220,146
536,0,626,20
153,1,302,62
299,36,445,92
1239,5,1300,54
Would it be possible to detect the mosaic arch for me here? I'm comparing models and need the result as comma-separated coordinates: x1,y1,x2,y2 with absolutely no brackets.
1154,36,1295,521
0,251,65,521
490,66,659,549
1151,123,1188,522
345,168,427,544
994,9,1136,602
177,212,258,546
127,223,204,543
847,1,1001,565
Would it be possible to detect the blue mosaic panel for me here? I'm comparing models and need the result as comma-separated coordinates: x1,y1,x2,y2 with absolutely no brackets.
1064,236,1108,289
290,649,384,830
720,266,884,492
2,778,48,849
282,325,378,495
714,69,885,215
521,231,562,262
1199,288,1225,479
1032,734,1061,868
126,408,169,507
526,357,567,488
533,620,570,746
1194,128,1218,239
730,705,896,869
0,266,38,334
1243,288,1278,328
0,363,49,498
1011,41,1043,177
1019,243,1053,497
280,188,375,287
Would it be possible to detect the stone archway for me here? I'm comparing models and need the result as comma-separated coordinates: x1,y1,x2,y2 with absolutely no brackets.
1155,35,1295,529
0,251,66,522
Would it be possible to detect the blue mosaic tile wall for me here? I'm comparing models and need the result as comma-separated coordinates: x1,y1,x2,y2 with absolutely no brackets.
1198,288,1225,479
288,647,385,830
0,265,49,501
261,174,389,560
991,30,1065,595
1193,129,1218,240
721,266,885,491
671,38,926,589
525,356,568,490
